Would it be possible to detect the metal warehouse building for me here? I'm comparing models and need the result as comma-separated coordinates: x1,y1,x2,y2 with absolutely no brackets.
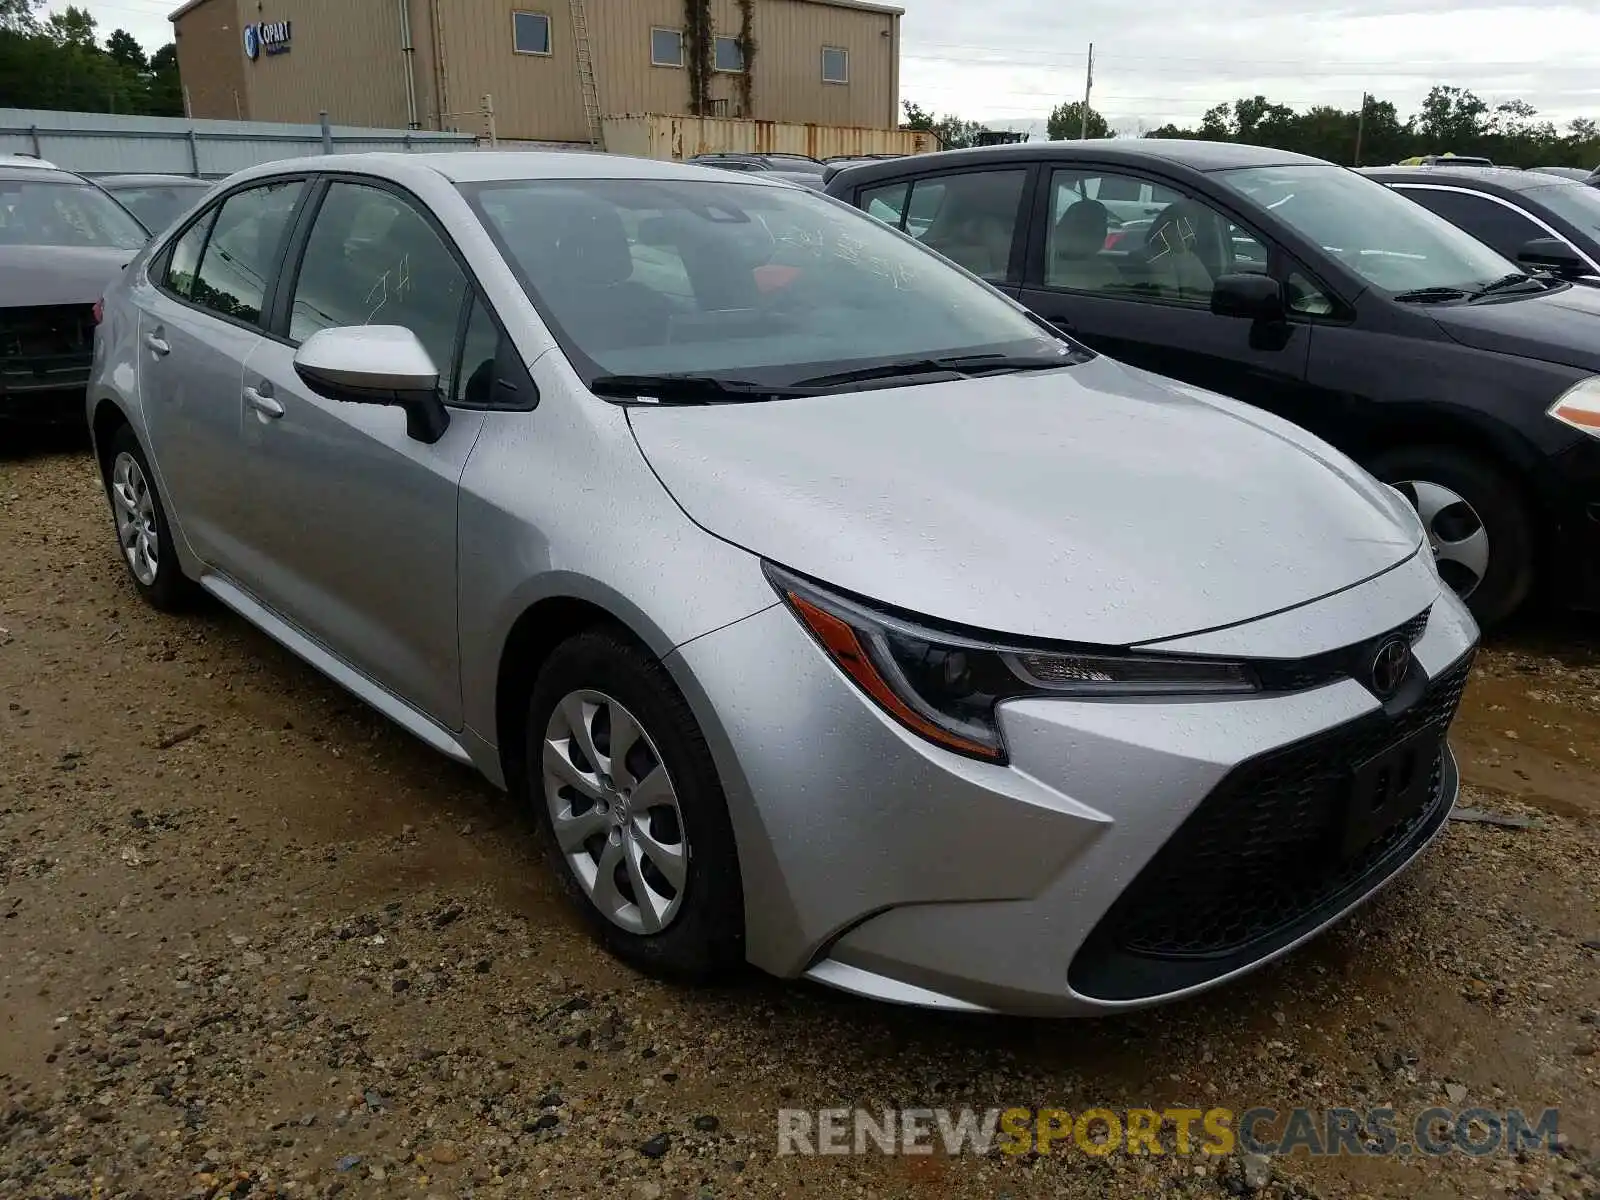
171,0,904,147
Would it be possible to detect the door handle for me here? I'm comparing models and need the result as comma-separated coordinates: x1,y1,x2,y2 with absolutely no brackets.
244,385,284,419
144,332,170,356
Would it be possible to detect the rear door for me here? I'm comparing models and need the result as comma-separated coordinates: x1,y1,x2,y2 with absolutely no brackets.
1014,163,1321,415
231,176,493,728
135,178,307,567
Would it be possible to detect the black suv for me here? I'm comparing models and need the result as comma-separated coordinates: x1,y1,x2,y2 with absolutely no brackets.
825,140,1600,627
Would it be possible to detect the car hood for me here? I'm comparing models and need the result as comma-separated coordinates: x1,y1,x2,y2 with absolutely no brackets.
1428,283,1600,371
628,357,1424,645
0,245,134,307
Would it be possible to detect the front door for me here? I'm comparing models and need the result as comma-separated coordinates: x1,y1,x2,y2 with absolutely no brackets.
233,178,483,729
1015,165,1324,419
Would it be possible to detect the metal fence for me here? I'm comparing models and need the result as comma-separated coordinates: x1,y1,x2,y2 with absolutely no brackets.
0,108,478,179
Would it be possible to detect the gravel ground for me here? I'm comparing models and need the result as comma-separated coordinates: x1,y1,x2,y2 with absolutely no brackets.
2,440,1598,1200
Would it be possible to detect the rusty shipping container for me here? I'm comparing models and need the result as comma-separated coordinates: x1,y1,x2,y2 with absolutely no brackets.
602,113,935,161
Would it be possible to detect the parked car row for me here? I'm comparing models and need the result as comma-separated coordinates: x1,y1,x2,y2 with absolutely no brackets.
83,148,1482,1017
823,140,1600,629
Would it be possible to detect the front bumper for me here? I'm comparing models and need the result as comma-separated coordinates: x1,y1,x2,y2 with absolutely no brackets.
670,553,1478,1016
1544,436,1600,609
0,362,92,423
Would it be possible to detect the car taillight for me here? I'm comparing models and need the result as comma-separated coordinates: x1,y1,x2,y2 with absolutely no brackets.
92,298,104,325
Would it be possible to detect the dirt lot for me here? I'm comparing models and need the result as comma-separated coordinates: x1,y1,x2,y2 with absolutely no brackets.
2,439,1598,1200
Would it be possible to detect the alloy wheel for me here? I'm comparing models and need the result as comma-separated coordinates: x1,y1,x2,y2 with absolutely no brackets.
541,689,689,935
110,451,159,587
1392,478,1489,599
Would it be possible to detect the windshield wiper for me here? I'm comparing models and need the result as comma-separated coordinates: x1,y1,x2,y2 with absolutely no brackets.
589,373,814,403
1470,271,1545,299
793,352,1077,389
1391,286,1469,304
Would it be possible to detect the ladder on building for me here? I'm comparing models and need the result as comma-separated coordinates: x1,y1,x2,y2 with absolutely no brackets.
569,0,604,149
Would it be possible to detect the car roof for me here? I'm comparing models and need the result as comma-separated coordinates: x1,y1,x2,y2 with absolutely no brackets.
97,173,212,187
826,138,1325,186
225,150,794,189
0,163,84,184
1359,164,1573,193
0,153,58,170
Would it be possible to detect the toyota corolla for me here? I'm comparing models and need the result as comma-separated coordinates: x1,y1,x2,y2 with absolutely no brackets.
87,153,1479,1016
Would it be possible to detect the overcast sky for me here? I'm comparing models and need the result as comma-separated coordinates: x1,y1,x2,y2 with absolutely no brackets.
52,0,1600,135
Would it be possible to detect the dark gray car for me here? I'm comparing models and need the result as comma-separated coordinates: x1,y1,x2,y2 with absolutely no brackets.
0,164,149,425
96,174,214,232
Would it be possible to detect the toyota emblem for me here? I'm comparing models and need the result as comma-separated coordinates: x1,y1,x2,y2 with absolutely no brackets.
1369,637,1410,698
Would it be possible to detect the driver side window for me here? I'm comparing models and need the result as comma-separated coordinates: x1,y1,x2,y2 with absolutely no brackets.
1045,169,1307,308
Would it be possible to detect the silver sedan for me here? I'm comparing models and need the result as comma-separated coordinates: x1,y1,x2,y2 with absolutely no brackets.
87,151,1478,1016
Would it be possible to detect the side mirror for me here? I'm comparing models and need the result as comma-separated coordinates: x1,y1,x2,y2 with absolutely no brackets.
1516,236,1589,280
293,325,449,444
1210,273,1286,321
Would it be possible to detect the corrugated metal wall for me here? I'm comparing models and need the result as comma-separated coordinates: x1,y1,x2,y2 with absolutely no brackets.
436,0,589,143
172,0,250,122
172,0,904,142
602,113,933,160
591,0,897,130
0,109,475,178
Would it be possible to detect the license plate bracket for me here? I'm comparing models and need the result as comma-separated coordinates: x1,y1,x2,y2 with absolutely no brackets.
1340,723,1445,859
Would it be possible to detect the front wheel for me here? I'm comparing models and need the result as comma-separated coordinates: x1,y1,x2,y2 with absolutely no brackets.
1369,444,1533,629
524,630,745,981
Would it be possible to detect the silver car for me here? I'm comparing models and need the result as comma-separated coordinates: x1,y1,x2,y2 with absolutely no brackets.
88,152,1479,1016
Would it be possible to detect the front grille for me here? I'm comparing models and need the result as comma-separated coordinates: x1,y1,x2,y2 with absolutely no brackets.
0,304,94,395
1253,605,1432,695
1068,650,1472,1001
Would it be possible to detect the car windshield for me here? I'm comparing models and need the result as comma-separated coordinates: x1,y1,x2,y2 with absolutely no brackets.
1528,182,1600,239
106,182,208,231
1215,163,1519,296
462,176,1068,388
0,179,148,249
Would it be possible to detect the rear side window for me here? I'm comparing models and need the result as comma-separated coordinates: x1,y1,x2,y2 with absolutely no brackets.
859,180,909,226
893,171,1027,283
189,180,306,325
287,180,468,376
162,208,216,299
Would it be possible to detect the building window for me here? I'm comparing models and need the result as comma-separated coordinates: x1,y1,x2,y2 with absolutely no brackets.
821,46,848,84
512,11,551,56
713,35,744,72
650,27,683,68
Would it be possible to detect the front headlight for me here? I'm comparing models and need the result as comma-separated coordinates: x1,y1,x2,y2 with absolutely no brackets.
1548,377,1600,440
766,564,1259,763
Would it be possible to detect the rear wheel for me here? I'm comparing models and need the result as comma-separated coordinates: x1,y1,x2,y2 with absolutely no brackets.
102,425,198,611
1370,444,1533,629
524,630,744,980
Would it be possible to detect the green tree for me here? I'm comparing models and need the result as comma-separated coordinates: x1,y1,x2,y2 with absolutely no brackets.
0,0,42,32
1046,99,1108,140
900,99,989,149
147,42,182,116
45,3,96,49
105,27,145,70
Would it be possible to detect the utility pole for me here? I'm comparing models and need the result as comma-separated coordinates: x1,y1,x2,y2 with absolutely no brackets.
1080,42,1095,139
1354,91,1368,166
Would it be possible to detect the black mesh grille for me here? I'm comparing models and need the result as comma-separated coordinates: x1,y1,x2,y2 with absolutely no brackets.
1069,650,1471,999
0,304,94,359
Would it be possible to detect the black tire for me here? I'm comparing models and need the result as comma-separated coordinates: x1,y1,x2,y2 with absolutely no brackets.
524,629,745,981
1369,444,1534,630
102,424,199,612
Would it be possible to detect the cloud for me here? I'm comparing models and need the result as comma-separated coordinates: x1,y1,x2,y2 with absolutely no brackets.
898,0,1600,131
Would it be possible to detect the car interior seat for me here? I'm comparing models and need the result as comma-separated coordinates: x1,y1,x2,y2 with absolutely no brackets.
1050,199,1123,291
1139,200,1222,300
